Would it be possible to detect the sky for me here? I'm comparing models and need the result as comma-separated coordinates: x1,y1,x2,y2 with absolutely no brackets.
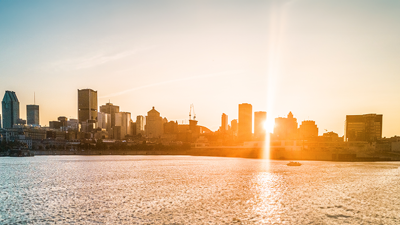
0,0,399,137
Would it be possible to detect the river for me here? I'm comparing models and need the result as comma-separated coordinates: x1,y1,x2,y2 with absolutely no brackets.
0,156,399,224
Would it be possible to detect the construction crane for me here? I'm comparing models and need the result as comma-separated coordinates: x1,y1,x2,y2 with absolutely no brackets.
189,104,196,121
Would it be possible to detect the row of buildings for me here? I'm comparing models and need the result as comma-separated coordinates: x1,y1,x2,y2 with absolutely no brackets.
0,88,396,153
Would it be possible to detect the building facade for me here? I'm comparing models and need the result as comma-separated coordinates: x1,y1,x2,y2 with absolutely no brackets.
97,112,111,132
298,120,318,139
27,105,39,126
145,107,163,138
238,103,252,141
99,102,120,128
2,91,20,128
78,89,98,124
136,115,145,135
114,112,132,139
221,113,228,132
274,112,298,140
345,114,383,142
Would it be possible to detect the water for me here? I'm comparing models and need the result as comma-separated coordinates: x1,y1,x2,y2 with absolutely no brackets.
0,156,399,224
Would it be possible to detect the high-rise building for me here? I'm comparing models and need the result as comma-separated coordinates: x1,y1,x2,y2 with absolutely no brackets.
230,119,238,136
99,102,120,128
2,91,20,128
274,112,298,140
345,114,382,142
27,105,39,126
254,111,267,138
221,113,228,132
98,112,111,131
78,89,98,124
136,115,145,135
0,114,1,128
145,107,163,138
298,120,318,139
238,103,252,141
114,112,132,139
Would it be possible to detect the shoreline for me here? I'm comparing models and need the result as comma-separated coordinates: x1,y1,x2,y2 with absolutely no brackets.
25,148,400,162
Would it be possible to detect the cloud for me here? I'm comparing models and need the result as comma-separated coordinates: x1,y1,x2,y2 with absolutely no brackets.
99,70,245,98
49,46,156,71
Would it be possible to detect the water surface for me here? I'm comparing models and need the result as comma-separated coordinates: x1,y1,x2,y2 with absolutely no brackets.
0,156,399,224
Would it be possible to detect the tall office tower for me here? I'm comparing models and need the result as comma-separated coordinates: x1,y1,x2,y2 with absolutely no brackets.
238,103,253,141
274,112,298,140
231,119,238,136
100,102,120,128
221,113,228,132
136,115,145,135
78,89,98,124
254,111,267,138
298,120,318,139
345,114,382,142
0,114,2,128
97,112,111,131
27,105,39,126
2,91,20,128
114,112,132,139
145,107,163,138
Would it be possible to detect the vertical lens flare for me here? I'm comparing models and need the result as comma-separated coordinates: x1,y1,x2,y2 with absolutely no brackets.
263,1,287,160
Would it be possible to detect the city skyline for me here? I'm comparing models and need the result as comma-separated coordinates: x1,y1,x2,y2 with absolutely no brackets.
1,0,400,137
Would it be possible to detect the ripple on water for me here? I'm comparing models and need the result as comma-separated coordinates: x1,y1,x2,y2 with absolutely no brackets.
0,156,399,224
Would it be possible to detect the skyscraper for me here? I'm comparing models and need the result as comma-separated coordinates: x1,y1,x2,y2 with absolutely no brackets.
221,113,228,132
2,91,20,128
238,103,252,141
100,102,120,128
136,115,145,135
27,105,39,126
78,89,98,124
230,119,238,136
254,111,267,138
345,114,382,142
114,112,132,139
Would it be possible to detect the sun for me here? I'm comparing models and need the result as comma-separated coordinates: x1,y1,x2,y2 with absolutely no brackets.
263,120,275,133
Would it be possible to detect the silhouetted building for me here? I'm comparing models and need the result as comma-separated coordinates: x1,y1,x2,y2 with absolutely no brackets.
146,107,163,138
99,102,120,128
238,103,252,141
164,121,179,134
230,119,238,136
220,113,228,132
49,121,62,129
298,120,318,139
2,91,20,128
58,116,68,130
254,111,267,138
78,89,98,124
0,114,1,128
345,114,383,142
274,112,298,140
27,105,39,126
136,115,145,135
67,119,79,130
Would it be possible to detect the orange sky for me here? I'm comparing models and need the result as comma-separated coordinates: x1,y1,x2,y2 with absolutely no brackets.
1,0,400,137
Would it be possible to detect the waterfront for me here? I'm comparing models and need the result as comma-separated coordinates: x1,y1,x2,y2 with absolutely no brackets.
1,156,399,224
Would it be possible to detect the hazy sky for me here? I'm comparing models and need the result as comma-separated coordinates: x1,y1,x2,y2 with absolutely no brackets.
1,0,399,136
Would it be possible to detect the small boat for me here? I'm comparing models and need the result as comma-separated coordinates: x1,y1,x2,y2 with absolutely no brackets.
287,161,301,166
